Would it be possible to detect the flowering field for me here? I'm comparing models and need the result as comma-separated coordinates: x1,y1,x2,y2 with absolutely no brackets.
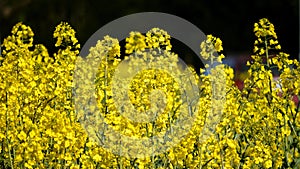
0,18,299,168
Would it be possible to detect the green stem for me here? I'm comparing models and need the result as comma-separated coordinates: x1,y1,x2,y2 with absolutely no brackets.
5,92,14,169
152,121,155,169
199,145,203,169
265,38,269,68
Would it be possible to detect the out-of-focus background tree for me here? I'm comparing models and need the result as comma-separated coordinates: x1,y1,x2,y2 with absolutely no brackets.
0,0,299,84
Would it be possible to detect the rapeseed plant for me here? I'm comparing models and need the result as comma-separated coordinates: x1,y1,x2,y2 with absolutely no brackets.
0,18,299,168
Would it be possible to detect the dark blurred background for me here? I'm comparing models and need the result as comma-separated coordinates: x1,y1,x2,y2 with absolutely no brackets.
0,0,299,75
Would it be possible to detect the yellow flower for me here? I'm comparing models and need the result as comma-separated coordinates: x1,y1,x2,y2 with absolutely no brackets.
17,131,27,141
264,159,272,168
125,31,146,54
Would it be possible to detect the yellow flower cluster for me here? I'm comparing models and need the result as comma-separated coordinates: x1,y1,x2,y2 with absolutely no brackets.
200,34,224,62
125,28,172,55
145,28,172,50
0,18,299,169
53,22,80,48
125,32,147,54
